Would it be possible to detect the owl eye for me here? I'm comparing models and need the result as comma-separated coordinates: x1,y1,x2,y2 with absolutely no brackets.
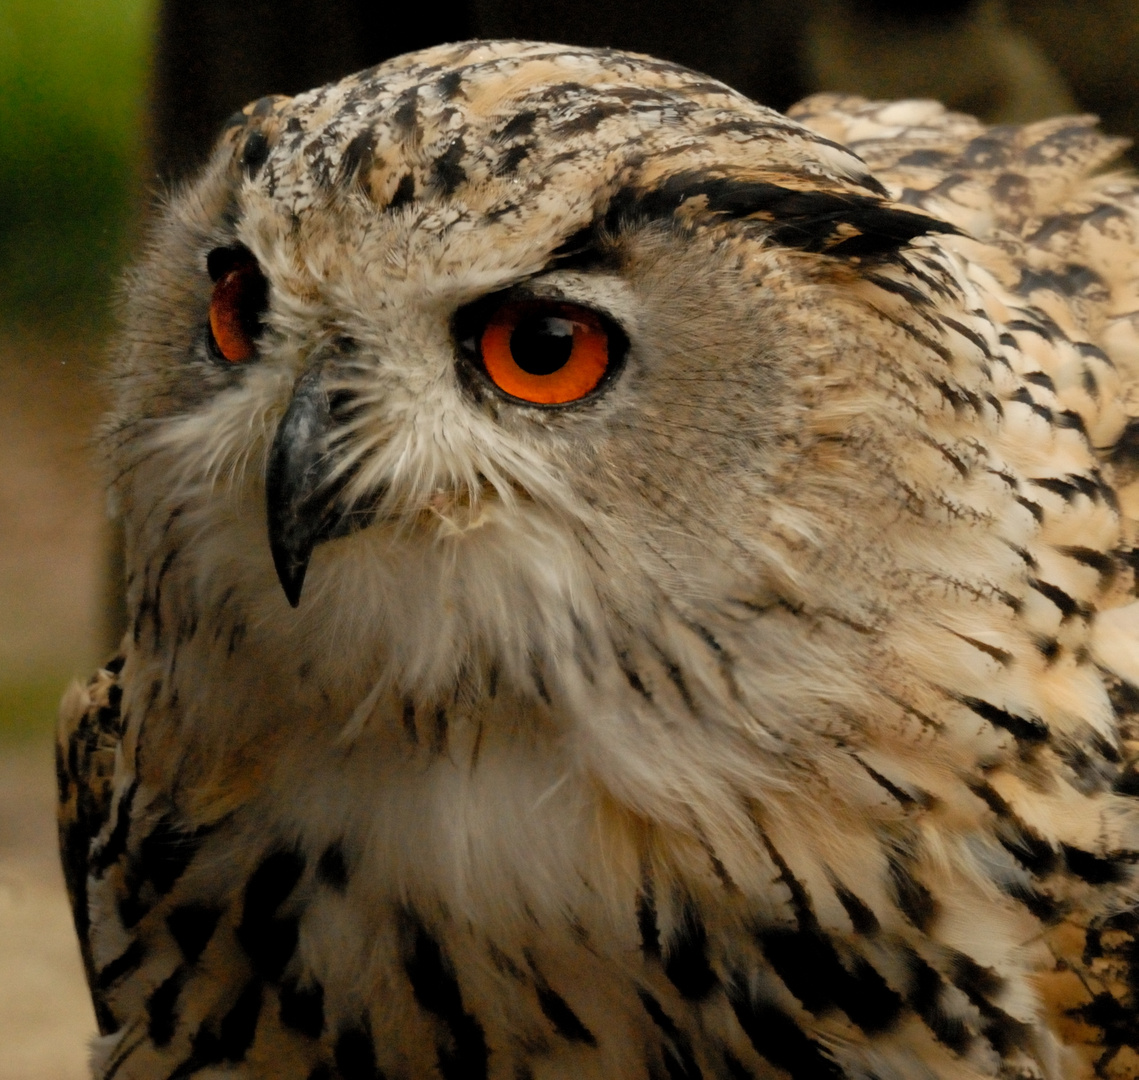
473,299,621,405
205,246,269,364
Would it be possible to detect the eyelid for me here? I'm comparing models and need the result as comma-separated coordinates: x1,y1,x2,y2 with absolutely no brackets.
481,275,624,326
207,244,255,282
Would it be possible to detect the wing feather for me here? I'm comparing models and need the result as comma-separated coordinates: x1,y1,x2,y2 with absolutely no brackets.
56,652,127,1034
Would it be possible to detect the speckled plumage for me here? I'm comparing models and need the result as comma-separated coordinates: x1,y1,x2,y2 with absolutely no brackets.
57,40,1139,1080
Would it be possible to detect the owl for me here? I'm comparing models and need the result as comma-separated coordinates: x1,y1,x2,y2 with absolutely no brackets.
57,39,1139,1080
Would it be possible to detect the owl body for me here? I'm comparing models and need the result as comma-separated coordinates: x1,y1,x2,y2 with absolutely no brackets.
58,42,1139,1080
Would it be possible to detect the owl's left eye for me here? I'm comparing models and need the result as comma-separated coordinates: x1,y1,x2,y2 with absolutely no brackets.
205,246,268,364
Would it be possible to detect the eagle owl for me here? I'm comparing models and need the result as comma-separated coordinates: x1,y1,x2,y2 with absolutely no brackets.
57,40,1139,1080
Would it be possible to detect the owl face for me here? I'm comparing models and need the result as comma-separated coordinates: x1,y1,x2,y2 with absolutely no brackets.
110,40,959,701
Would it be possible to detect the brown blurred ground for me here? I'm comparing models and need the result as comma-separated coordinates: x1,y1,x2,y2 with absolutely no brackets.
0,334,106,1077
0,743,97,1079
0,337,105,686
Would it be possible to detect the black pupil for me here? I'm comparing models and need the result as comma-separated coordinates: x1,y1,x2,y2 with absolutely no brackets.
509,314,575,375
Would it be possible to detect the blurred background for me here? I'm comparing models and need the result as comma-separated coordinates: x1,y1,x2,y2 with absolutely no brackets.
1,1,149,1072
2,1,1138,1076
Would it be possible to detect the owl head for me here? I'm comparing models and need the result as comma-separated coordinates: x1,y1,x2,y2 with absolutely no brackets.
109,41,987,722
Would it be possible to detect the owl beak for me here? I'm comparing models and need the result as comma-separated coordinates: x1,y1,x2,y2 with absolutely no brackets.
265,367,354,607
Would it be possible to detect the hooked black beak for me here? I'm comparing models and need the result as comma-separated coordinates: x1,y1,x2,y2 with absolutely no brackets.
265,367,363,607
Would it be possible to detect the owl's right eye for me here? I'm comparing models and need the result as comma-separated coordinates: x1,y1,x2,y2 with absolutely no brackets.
456,295,627,406
205,246,269,364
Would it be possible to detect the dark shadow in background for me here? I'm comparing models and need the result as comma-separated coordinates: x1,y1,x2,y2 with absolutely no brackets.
150,0,814,183
153,0,1139,187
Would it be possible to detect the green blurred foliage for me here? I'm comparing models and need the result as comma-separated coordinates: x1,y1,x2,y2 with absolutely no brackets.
0,677,72,742
0,0,153,332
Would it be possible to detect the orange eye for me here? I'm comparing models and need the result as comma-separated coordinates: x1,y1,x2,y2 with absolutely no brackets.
206,247,268,364
477,300,617,405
